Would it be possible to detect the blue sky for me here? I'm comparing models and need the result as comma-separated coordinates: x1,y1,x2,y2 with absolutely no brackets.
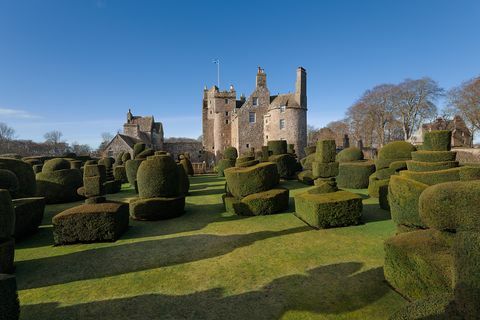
1,0,479,148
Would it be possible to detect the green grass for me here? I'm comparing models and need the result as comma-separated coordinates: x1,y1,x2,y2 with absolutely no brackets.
15,175,408,319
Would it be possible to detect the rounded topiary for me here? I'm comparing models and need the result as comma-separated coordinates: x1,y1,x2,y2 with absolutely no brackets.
36,169,83,204
336,161,376,189
122,152,131,163
0,189,15,239
267,140,287,156
268,154,298,178
70,160,82,170
389,175,429,228
180,157,194,176
0,158,36,199
85,160,97,165
300,153,315,170
42,158,71,172
375,141,416,169
98,157,115,169
0,170,19,196
137,156,179,198
217,159,235,177
113,165,128,183
423,130,452,151
367,172,390,198
125,159,143,188
133,143,146,158
114,152,124,166
336,147,364,162
136,148,154,159
389,160,408,172
224,163,280,199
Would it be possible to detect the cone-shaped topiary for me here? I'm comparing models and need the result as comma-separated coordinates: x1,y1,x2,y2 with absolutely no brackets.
336,147,364,162
0,158,36,199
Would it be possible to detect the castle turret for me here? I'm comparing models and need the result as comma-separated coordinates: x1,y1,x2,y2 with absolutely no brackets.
295,67,307,109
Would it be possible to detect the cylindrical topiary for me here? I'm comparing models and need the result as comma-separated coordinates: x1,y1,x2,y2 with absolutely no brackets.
137,156,179,198
224,163,280,199
423,130,452,151
0,158,36,199
336,147,364,162
267,140,287,156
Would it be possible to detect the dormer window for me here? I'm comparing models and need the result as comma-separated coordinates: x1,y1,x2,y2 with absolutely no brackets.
280,105,286,113
252,97,258,106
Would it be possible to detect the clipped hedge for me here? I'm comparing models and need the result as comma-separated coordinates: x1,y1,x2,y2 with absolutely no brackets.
379,184,390,211
0,274,20,320
0,169,19,196
235,156,255,166
121,152,131,163
180,157,194,176
399,167,461,186
378,141,416,163
384,229,454,300
0,190,15,240
294,190,362,229
133,143,146,158
309,179,338,194
312,161,339,178
113,165,128,183
389,175,429,228
459,166,480,181
223,147,238,160
129,196,185,220
260,146,269,162
125,159,143,189
375,157,411,171
137,156,179,198
389,293,452,320
314,140,336,163
0,157,36,198
297,170,314,185
224,188,289,216
36,169,83,204
336,161,375,189
52,202,129,245
300,153,315,170
423,130,452,151
367,173,389,198
389,160,408,172
224,163,279,199
336,147,363,162
13,197,45,239
406,160,459,172
411,150,457,162
268,154,298,178
177,163,190,196
267,140,287,155
42,158,70,172
217,159,235,177
304,146,316,156
419,180,480,232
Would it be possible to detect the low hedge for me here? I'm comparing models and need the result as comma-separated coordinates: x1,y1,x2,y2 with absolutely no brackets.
52,202,129,245
406,160,459,172
411,150,457,162
0,157,36,198
268,154,298,178
224,163,279,199
113,165,128,183
129,196,185,220
36,169,83,204
294,190,362,229
367,173,389,198
0,274,20,320
0,169,19,196
336,161,375,189
314,140,336,163
312,161,339,178
384,229,454,301
297,170,314,185
224,188,289,216
336,147,363,162
217,159,235,177
0,190,15,240
267,140,287,155
0,238,15,273
460,166,480,181
399,167,461,186
423,130,452,151
419,180,480,232
137,156,179,198
12,197,45,240
389,175,429,228
223,147,238,160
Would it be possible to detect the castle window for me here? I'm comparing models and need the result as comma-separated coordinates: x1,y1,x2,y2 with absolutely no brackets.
225,111,228,116
266,135,269,139
210,110,212,114
249,112,256,123
280,119,285,129
225,119,229,124
252,97,258,106
280,105,286,113
246,144,249,148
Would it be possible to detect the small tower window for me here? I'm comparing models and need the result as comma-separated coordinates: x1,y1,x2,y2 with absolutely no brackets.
225,99,228,104
280,119,285,129
249,112,256,123
246,144,250,148
280,105,286,113
252,97,258,106
225,119,229,124
225,111,228,116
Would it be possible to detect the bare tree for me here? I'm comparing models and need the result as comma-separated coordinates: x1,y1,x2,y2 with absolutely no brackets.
70,142,92,155
44,130,63,145
0,123,15,141
326,120,350,146
98,132,114,151
306,125,317,146
392,78,442,140
448,76,480,141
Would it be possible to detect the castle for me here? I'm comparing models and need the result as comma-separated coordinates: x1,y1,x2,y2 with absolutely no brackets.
202,67,308,162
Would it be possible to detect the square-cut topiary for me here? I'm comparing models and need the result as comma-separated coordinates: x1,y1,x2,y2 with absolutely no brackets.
224,163,280,199
0,157,36,198
0,274,20,320
336,147,364,162
367,173,389,198
384,229,454,301
406,160,459,172
399,167,461,186
336,161,375,189
223,188,289,216
411,150,457,162
113,165,128,183
52,202,129,245
294,190,362,229
419,181,480,232
423,130,452,151
389,175,429,228
13,197,45,239
314,140,336,163
129,196,185,220
267,140,287,155
312,161,339,178
223,147,238,160
268,154,298,178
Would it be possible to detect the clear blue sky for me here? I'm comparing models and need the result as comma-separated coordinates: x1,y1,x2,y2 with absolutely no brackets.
1,0,479,148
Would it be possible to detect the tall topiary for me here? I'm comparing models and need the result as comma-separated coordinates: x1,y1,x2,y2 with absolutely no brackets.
133,143,146,158
0,158,36,199
217,147,238,177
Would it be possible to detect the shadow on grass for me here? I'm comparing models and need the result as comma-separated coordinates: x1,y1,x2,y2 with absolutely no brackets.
16,226,311,290
362,203,391,223
21,262,390,320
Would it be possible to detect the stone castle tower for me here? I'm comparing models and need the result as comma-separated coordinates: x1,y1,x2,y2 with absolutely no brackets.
202,67,307,163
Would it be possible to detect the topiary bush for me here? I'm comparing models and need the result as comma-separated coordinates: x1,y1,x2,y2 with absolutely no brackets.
223,147,238,160
367,172,390,198
267,140,287,156
406,160,459,172
136,148,154,159
52,202,129,245
336,161,375,189
129,196,185,220
0,274,20,320
389,293,452,320
312,161,339,178
300,153,315,170
223,188,289,216
0,158,36,199
125,159,143,190
268,154,298,178
294,190,362,229
104,180,122,194
122,152,131,163
459,166,480,181
133,143,146,158
336,147,363,162
315,140,336,163
384,229,454,301
297,170,314,185
375,141,416,170
378,184,390,211
177,163,190,196
0,170,19,196
389,160,408,172
411,151,457,162
36,160,83,204
115,152,125,166
304,145,316,156
399,167,461,186
137,155,179,198
0,190,15,240
217,159,236,177
113,165,128,183
423,130,452,151
42,158,71,172
180,156,194,176
224,163,279,199
13,197,45,239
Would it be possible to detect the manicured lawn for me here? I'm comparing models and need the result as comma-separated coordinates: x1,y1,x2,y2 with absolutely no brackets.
15,175,407,319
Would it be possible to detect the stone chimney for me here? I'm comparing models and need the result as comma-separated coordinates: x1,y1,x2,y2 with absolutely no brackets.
295,67,307,108
256,67,267,88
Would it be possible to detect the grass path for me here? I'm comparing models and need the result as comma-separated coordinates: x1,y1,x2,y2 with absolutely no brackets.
15,175,407,319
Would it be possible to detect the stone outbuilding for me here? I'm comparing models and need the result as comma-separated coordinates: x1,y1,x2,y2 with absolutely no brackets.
410,116,473,148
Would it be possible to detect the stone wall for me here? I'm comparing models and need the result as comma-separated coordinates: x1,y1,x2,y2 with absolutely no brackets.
163,141,205,163
453,148,480,164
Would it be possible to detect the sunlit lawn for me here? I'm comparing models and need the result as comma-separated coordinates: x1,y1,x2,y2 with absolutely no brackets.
14,175,407,319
